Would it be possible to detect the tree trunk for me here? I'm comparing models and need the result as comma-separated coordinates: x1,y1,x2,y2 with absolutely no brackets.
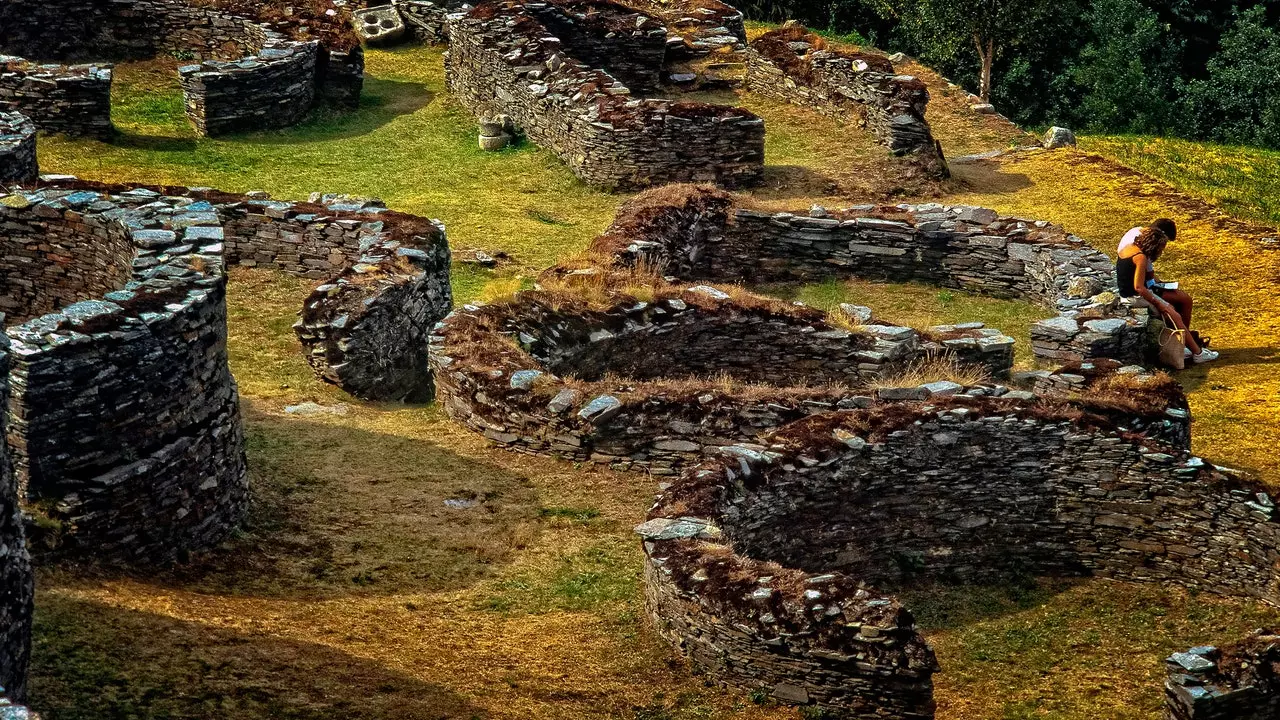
974,35,995,103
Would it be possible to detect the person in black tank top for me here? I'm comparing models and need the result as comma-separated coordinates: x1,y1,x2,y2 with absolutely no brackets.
1116,224,1218,364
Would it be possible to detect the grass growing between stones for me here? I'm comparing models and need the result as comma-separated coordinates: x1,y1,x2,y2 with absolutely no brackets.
22,35,1280,720
756,278,1052,367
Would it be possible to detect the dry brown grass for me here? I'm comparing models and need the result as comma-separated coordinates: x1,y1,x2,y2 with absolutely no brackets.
866,357,992,390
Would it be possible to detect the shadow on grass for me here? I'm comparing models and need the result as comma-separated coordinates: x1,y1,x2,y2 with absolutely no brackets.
950,161,1034,196
756,164,842,198
899,577,1085,633
225,78,436,146
45,412,541,601
29,593,487,720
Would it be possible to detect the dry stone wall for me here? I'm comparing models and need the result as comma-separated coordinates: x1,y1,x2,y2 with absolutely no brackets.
591,185,1155,365
1165,634,1280,720
0,0,363,137
0,112,36,185
633,0,745,59
0,186,249,564
640,385,1272,718
0,58,113,139
445,0,764,190
747,27,947,178
295,222,452,402
432,285,1020,474
0,333,32,706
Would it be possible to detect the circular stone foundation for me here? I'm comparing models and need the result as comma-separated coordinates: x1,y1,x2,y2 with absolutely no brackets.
571,184,1159,366
432,283,1018,474
638,376,1277,718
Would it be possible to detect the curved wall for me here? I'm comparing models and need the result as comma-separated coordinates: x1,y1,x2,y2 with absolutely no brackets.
641,392,1273,718
1,188,249,563
589,185,1156,365
0,333,32,705
433,285,1018,474
445,0,765,190
0,0,362,137
296,221,452,402
0,112,36,184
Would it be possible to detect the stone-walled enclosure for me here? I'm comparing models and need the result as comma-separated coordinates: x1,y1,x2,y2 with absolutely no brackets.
639,378,1279,717
586,184,1157,365
0,0,364,137
295,219,452,403
747,26,948,178
0,333,32,706
0,185,249,563
0,112,36,185
1165,633,1280,719
0,177,452,561
444,0,765,190
431,283,1019,475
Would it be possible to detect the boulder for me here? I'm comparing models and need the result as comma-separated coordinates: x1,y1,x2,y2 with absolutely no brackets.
1043,126,1077,149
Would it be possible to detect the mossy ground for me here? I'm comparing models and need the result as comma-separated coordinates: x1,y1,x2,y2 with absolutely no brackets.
24,40,1280,720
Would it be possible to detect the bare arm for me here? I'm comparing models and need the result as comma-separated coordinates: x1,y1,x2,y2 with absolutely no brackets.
1134,254,1176,318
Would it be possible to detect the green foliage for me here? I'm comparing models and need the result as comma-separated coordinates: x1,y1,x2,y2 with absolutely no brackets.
1073,0,1184,134
1181,6,1280,147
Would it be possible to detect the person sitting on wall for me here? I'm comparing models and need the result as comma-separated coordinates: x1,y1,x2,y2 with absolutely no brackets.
1116,221,1219,364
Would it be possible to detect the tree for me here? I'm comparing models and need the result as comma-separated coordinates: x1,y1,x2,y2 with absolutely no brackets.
1071,0,1184,134
1181,6,1280,147
872,0,1058,102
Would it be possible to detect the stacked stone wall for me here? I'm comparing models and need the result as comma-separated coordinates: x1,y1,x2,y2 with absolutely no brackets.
640,391,1270,718
1165,635,1280,719
434,285,1027,474
179,40,320,136
591,187,1155,365
746,27,947,177
0,333,31,705
0,59,113,138
445,0,764,190
0,0,362,137
0,112,36,184
527,0,668,94
296,223,452,402
0,192,135,323
631,0,745,58
0,187,249,564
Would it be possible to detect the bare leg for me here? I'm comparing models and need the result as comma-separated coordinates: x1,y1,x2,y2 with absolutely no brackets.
1163,307,1202,354
1164,289,1194,328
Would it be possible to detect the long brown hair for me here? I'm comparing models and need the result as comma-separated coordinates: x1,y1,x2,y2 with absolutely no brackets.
1134,226,1169,261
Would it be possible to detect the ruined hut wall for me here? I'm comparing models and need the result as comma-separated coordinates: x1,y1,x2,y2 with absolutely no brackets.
745,29,946,177
0,111,37,184
527,1,668,94
218,200,392,278
179,40,320,136
2,192,248,564
432,290,1013,475
0,333,32,704
296,227,453,402
0,201,135,324
445,4,764,190
0,60,114,138
1165,636,1280,720
640,401,1271,718
719,413,1260,593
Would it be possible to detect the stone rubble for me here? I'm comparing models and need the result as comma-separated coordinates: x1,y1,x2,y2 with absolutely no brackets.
0,112,36,185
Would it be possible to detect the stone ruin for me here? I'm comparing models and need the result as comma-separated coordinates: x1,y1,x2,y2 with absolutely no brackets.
638,372,1280,717
0,0,364,138
0,112,35,185
581,184,1158,365
746,26,948,178
431,281,1016,475
0,175,453,708
444,0,765,190
0,177,452,560
1166,632,1280,719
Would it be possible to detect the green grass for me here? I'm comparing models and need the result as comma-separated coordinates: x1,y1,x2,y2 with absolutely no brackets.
40,46,620,278
757,277,1053,366
1083,134,1280,226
